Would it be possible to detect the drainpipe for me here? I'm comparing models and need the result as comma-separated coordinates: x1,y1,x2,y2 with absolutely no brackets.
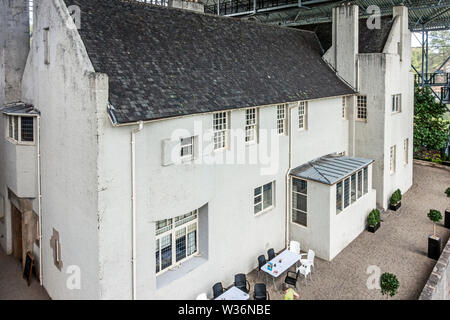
285,104,295,248
131,120,143,300
37,115,43,285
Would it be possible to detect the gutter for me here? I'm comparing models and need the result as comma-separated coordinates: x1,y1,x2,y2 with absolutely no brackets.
131,120,143,300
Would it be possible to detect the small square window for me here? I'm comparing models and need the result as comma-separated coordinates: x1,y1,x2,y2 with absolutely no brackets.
180,137,194,160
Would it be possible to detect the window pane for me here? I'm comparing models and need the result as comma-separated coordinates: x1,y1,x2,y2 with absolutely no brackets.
263,183,273,209
175,228,186,262
357,171,362,198
344,178,350,208
254,187,262,197
187,224,197,256
21,117,34,142
292,179,307,194
292,209,307,227
254,203,262,214
336,181,342,214
13,116,19,140
160,234,172,271
8,116,13,139
294,193,307,212
155,239,160,273
363,167,368,194
351,174,356,203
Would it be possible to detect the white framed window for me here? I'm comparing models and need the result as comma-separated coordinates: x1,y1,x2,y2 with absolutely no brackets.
357,95,367,120
404,138,409,164
292,178,307,226
277,104,286,135
298,102,307,130
336,167,369,214
44,27,50,65
342,97,346,119
245,108,257,143
254,182,274,215
392,94,401,113
180,137,194,160
213,112,228,150
155,210,198,275
6,115,34,144
390,145,396,175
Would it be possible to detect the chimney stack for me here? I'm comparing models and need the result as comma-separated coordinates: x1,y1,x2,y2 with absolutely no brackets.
328,3,359,90
0,0,30,106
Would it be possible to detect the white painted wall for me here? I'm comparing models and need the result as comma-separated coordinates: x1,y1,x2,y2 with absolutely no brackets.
19,0,101,299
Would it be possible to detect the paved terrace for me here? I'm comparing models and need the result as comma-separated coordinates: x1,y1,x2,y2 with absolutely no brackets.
0,247,49,300
247,162,450,300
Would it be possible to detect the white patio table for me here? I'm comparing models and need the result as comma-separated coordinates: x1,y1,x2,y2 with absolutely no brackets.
214,286,249,300
261,249,301,288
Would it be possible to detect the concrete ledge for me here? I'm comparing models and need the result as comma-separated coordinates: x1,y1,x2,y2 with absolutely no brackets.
419,237,450,300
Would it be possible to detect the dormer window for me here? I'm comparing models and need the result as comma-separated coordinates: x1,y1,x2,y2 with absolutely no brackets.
6,115,34,143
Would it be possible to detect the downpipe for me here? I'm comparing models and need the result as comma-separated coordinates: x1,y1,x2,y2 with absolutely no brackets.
37,115,43,285
131,121,143,300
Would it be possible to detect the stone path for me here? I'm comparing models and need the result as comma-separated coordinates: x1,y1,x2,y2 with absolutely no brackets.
247,162,450,300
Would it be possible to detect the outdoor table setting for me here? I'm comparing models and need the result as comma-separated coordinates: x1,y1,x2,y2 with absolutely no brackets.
261,249,301,290
214,286,249,300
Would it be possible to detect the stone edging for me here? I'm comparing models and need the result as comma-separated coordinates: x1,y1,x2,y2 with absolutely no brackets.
413,159,450,171
419,237,450,300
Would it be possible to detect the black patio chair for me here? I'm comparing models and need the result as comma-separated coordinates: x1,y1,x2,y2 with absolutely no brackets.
212,282,224,299
234,273,250,293
253,283,269,300
284,270,299,289
257,255,266,278
267,248,275,261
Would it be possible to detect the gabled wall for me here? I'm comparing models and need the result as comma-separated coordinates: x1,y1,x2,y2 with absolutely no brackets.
20,0,102,299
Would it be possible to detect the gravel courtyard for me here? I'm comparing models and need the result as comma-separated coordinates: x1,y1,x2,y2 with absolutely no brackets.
247,161,450,300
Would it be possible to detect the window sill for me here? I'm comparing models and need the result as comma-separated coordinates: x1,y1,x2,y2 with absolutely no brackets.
5,138,35,146
355,119,367,123
246,141,258,146
291,221,307,229
156,255,207,290
254,206,274,217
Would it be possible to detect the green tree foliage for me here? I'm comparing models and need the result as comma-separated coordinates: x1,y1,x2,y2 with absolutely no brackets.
412,31,450,73
414,86,449,152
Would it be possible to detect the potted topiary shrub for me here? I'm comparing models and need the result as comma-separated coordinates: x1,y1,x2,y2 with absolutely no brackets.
380,272,399,299
367,209,381,233
427,209,443,260
388,189,402,211
445,187,450,197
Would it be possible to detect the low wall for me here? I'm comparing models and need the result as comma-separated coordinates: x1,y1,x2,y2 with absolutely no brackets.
419,237,450,300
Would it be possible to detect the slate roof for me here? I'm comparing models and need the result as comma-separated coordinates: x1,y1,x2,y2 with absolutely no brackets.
63,0,354,124
298,16,395,54
1,102,40,116
290,155,373,185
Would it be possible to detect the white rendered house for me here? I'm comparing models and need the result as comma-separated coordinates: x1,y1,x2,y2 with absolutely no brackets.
0,0,412,299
